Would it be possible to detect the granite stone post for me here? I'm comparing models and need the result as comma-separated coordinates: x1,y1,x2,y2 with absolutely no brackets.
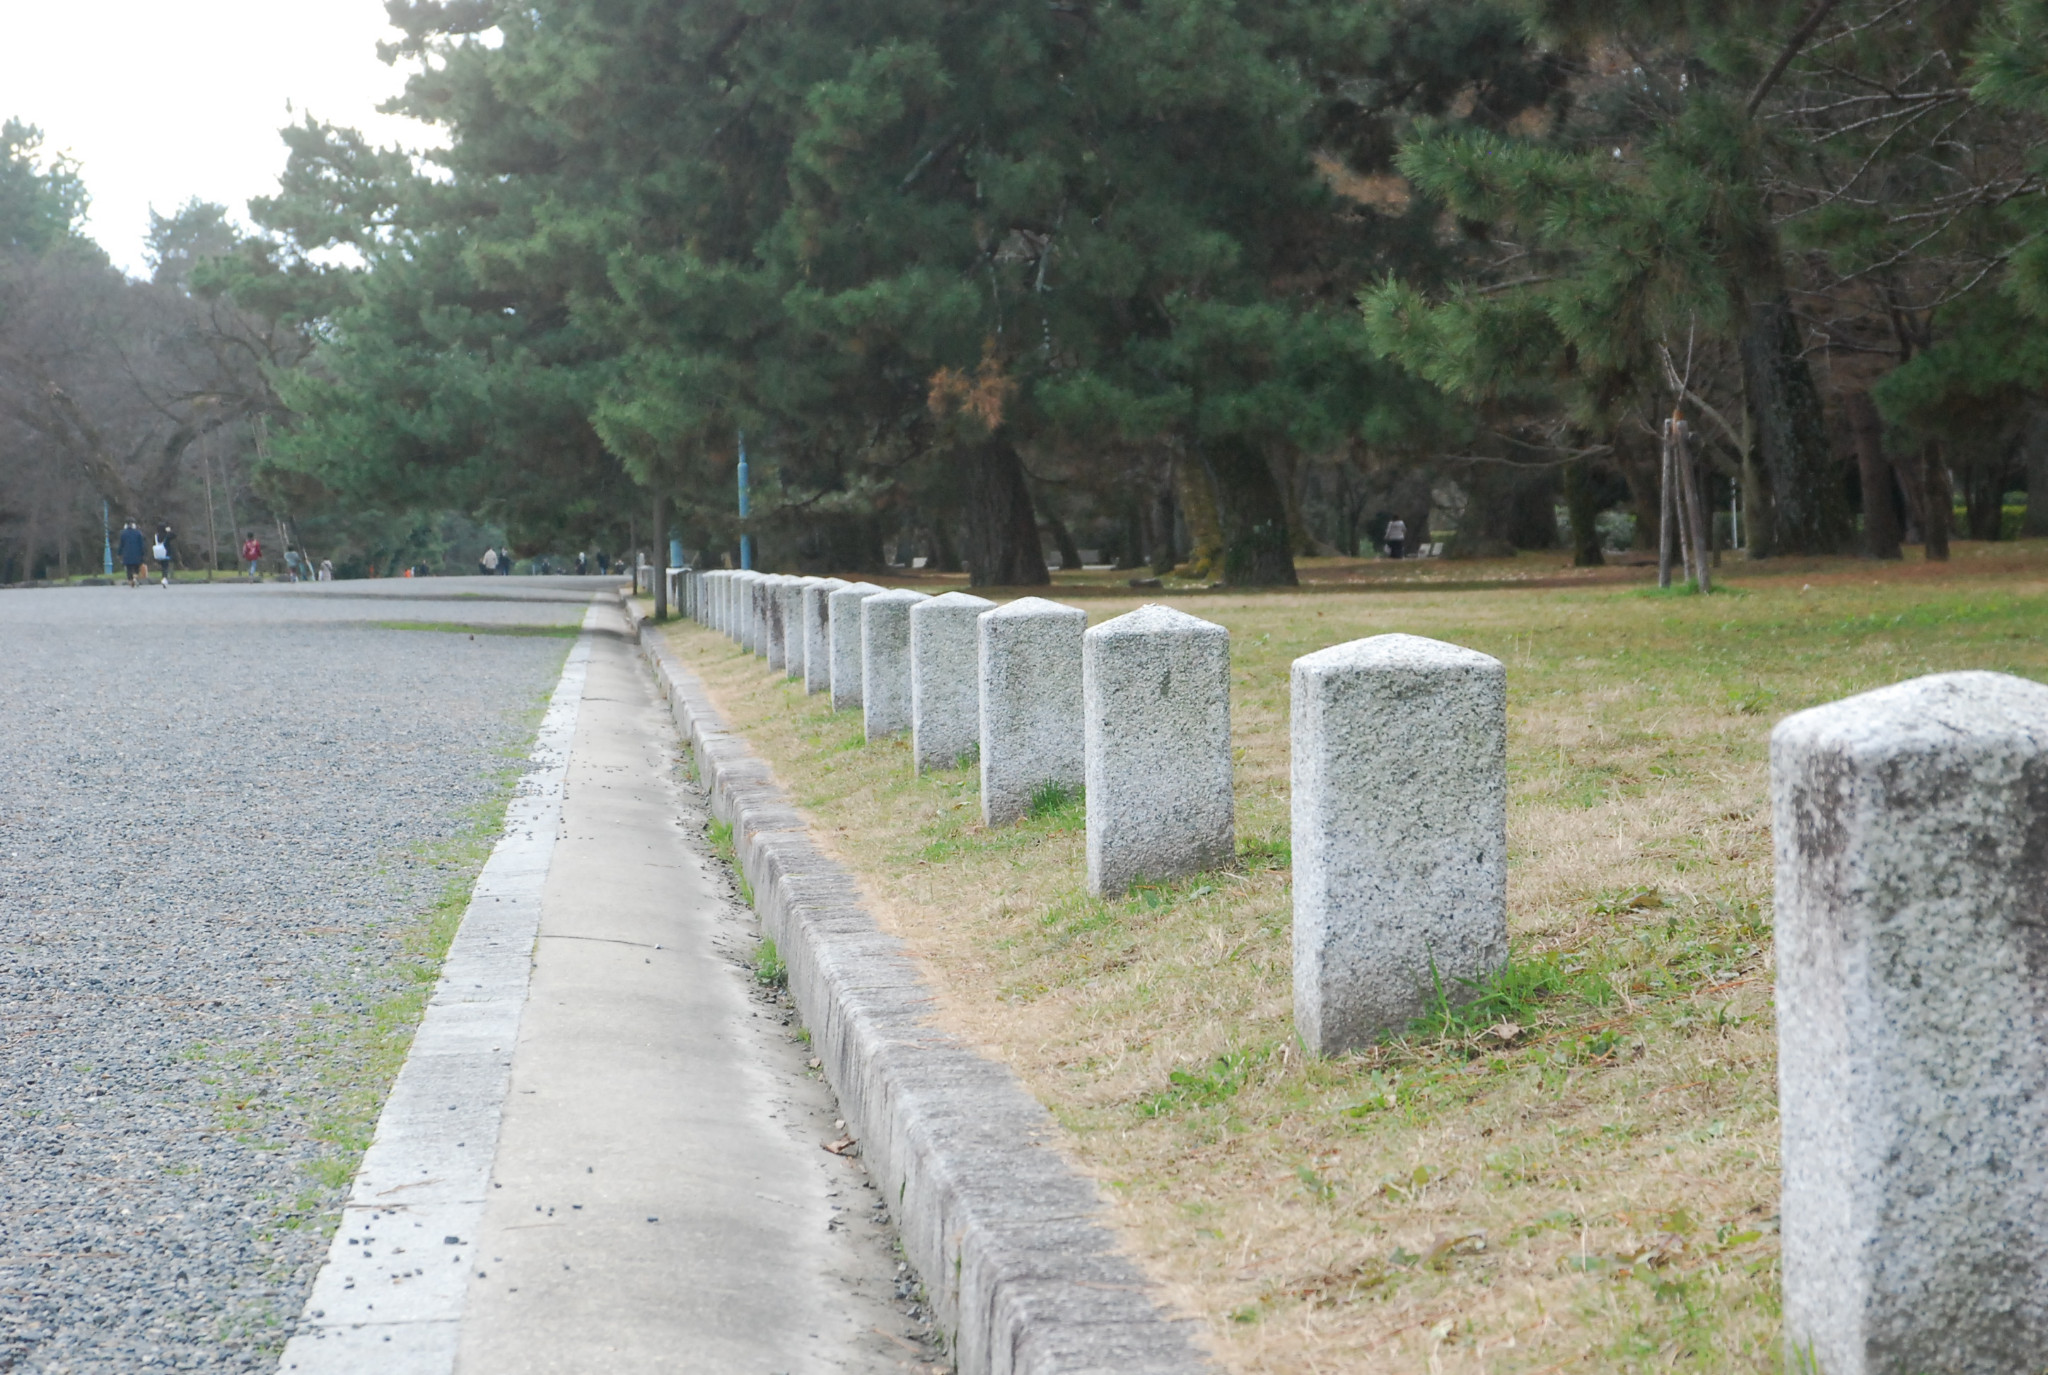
829,583,885,712
763,576,790,669
711,571,729,634
978,597,1086,825
1290,634,1507,1054
861,588,929,742
746,572,771,657
730,571,751,647
912,591,997,773
779,578,817,680
803,578,849,694
1774,671,2048,1375
1083,605,1233,895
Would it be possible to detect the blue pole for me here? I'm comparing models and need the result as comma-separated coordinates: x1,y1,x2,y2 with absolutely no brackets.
737,430,753,571
102,500,113,576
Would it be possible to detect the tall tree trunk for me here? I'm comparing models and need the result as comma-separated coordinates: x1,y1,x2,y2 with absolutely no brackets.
1117,497,1144,569
1958,434,2017,542
1739,293,1851,554
1040,504,1082,572
1200,436,1297,585
1920,442,1951,561
1563,458,1605,567
1740,446,1774,558
1845,391,1901,560
1148,477,1177,574
1617,432,1661,551
1173,450,1226,578
958,434,1046,586
2023,410,2048,539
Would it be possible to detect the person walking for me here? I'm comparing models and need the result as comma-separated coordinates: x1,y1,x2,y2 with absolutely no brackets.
318,559,334,582
1384,517,1407,560
576,551,588,576
482,546,500,576
153,526,175,587
118,521,146,587
241,532,263,581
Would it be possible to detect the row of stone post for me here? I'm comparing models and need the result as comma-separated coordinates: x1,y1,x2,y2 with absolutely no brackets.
682,568,1510,1054
682,569,2034,1370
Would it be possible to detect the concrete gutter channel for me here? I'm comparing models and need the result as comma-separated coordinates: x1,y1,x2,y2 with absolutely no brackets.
636,612,1215,1375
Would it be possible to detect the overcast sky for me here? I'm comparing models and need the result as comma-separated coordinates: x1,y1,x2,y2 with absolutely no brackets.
3,0,437,277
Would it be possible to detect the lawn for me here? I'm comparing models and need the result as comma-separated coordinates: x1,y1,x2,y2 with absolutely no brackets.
657,542,2048,1373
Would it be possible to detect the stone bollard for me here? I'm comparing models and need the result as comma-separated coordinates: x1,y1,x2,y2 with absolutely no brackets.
754,573,776,657
978,597,1086,825
829,583,885,711
861,588,930,741
780,578,817,681
803,578,849,694
1290,634,1507,1054
1774,671,2048,1375
762,576,789,668
738,571,766,653
912,591,997,773
712,570,729,634
1083,605,1233,895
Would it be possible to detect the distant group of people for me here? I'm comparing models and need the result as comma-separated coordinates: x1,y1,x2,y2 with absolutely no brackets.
113,524,329,586
116,521,176,588
480,547,612,577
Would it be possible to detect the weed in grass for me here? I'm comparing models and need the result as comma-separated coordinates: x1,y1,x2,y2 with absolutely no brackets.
1026,780,1084,825
755,937,789,989
1141,1049,1261,1117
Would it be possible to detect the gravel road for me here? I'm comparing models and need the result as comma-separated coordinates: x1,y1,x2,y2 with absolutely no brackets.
0,577,602,1373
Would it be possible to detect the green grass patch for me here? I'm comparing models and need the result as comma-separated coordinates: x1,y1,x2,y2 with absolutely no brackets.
374,619,580,637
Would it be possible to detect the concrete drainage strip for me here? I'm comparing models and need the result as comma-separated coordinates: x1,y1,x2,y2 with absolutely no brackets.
636,616,1215,1375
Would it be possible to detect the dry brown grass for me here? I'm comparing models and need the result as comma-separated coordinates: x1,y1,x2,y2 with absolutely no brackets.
657,543,2048,1373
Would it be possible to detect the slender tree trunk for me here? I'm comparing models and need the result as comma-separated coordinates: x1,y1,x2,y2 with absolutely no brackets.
651,490,668,620
1675,421,1710,592
1922,441,1951,561
1740,293,1852,554
1173,450,1226,578
1659,432,1677,588
1563,458,1605,567
1200,436,1297,585
958,434,1047,586
1845,392,1901,559
1740,447,1773,558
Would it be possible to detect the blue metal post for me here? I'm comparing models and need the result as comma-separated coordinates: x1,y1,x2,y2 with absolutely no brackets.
101,501,112,576
737,431,753,571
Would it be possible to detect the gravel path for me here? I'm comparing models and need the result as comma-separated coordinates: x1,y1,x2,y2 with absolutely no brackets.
0,578,602,1373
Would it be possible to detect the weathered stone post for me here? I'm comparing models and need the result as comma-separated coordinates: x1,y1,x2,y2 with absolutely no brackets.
780,578,818,681
742,571,769,654
1290,634,1507,1054
861,588,929,742
734,571,760,650
753,569,774,655
1083,605,1233,895
911,592,996,773
713,570,730,635
803,578,847,693
979,597,1086,824
762,575,790,668
1774,671,2048,1375
828,582,884,710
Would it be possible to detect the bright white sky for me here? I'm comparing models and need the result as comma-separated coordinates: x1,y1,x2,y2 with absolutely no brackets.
2,0,438,277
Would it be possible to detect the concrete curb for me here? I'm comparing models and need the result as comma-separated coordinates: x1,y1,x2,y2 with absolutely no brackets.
636,617,1216,1375
278,604,600,1373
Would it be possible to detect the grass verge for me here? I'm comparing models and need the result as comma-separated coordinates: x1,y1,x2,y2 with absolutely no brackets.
184,660,563,1347
664,541,2048,1373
